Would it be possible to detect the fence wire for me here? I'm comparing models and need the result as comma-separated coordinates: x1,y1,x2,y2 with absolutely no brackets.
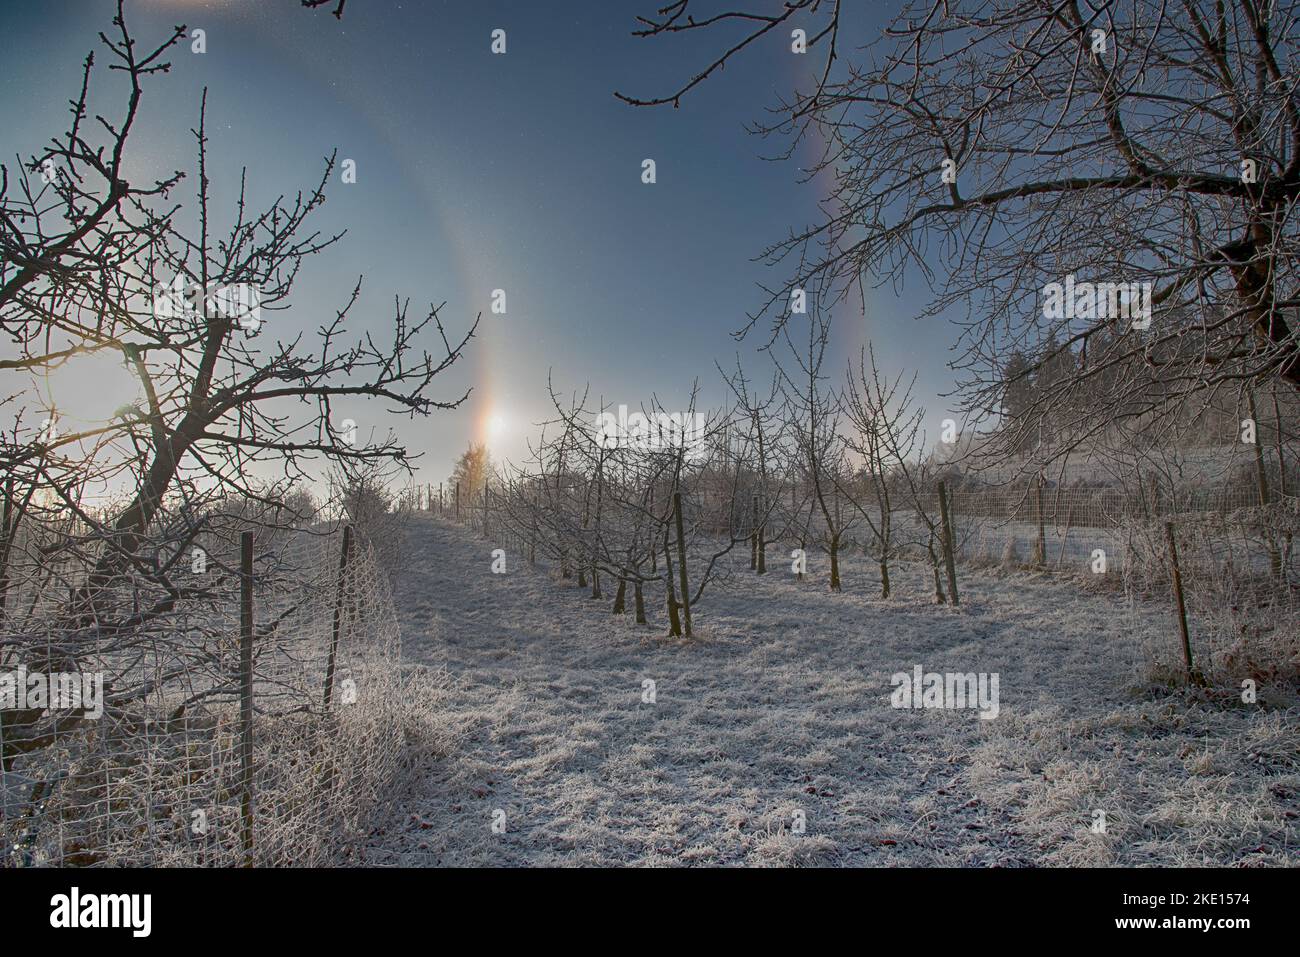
1,523,408,867
438,468,1297,690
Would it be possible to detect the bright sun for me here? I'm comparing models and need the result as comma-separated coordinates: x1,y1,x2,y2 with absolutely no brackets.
486,413,507,443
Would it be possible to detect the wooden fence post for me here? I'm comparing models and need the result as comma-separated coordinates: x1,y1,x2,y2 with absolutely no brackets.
1273,391,1294,570
1247,390,1283,578
483,482,489,536
1248,390,1271,507
239,530,255,861
1035,472,1047,566
322,525,353,710
455,481,460,521
750,494,758,570
1164,521,1198,683
938,480,960,606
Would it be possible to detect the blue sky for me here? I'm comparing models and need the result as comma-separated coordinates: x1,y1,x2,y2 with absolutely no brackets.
2,0,959,486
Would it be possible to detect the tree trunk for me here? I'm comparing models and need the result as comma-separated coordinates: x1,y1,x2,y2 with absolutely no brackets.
929,535,947,604
673,491,692,637
649,486,656,573
663,526,681,637
92,424,196,587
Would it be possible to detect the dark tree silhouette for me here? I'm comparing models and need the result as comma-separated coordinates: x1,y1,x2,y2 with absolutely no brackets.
622,0,1300,464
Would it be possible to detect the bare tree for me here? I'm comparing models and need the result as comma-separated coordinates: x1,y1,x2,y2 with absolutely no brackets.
622,0,1300,467
0,4,475,761
774,304,854,591
841,345,903,599
719,358,785,575
497,379,748,638
842,344,951,601
301,0,349,21
5,7,474,590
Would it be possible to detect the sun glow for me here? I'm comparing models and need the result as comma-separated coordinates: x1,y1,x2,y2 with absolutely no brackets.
44,348,141,427
485,411,508,450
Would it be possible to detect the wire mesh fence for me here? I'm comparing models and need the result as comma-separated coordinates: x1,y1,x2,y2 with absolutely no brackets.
1,522,411,867
1118,500,1300,691
428,461,1298,695
436,466,1290,580
924,482,1281,574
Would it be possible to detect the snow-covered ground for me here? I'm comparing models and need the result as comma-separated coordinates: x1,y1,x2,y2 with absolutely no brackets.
363,514,1298,866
